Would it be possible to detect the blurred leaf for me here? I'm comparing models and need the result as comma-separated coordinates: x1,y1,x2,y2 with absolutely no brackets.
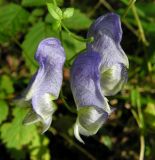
32,8,45,17
100,135,112,149
22,0,45,6
22,21,58,73
0,75,14,94
0,101,8,124
137,2,155,17
63,8,74,19
142,21,155,33
0,3,29,43
63,9,92,30
29,135,50,160
22,0,63,7
130,88,137,107
1,107,37,149
144,103,155,128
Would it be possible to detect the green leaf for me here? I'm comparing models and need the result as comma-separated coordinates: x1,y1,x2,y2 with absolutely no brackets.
62,31,85,60
29,135,51,160
22,22,58,73
0,3,29,43
63,8,74,19
0,75,14,94
144,103,155,128
100,135,112,149
1,107,37,149
137,2,155,17
47,3,62,20
63,9,92,30
0,101,8,124
22,0,45,6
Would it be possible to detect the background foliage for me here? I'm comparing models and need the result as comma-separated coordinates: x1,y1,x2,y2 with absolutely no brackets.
0,0,155,160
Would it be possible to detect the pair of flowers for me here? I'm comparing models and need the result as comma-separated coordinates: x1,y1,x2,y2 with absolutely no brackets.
22,13,129,143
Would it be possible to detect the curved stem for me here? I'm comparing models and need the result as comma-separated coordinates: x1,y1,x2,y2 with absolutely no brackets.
60,90,77,114
62,23,94,43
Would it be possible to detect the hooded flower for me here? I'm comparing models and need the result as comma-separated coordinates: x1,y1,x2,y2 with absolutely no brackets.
87,13,129,96
22,38,66,132
71,13,128,143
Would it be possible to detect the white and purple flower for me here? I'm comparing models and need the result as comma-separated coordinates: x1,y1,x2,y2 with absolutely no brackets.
22,38,66,132
71,13,129,143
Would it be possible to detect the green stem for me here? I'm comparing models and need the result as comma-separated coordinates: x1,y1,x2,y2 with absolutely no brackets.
131,4,149,46
60,90,77,114
67,48,86,64
62,23,94,43
139,134,145,160
59,26,63,43
131,109,141,127
122,0,136,19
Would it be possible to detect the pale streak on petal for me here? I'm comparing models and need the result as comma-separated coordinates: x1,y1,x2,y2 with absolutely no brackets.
74,122,85,144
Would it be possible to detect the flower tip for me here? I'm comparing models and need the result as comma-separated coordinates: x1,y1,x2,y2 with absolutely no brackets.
41,117,52,134
74,123,85,144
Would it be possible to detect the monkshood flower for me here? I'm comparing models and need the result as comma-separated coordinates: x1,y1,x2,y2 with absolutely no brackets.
71,13,128,143
22,38,66,132
87,13,129,96
71,51,112,143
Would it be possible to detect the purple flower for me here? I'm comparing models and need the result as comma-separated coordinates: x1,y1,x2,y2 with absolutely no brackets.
87,13,129,96
22,38,66,132
71,52,111,143
71,13,128,143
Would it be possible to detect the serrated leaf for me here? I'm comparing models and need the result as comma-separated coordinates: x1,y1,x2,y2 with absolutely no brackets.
22,22,58,73
63,8,74,19
63,9,92,30
1,107,37,149
0,3,29,43
0,100,8,124
47,3,62,20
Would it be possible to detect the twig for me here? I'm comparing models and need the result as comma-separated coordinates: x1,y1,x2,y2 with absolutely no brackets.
131,4,149,46
122,0,136,19
139,134,145,160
